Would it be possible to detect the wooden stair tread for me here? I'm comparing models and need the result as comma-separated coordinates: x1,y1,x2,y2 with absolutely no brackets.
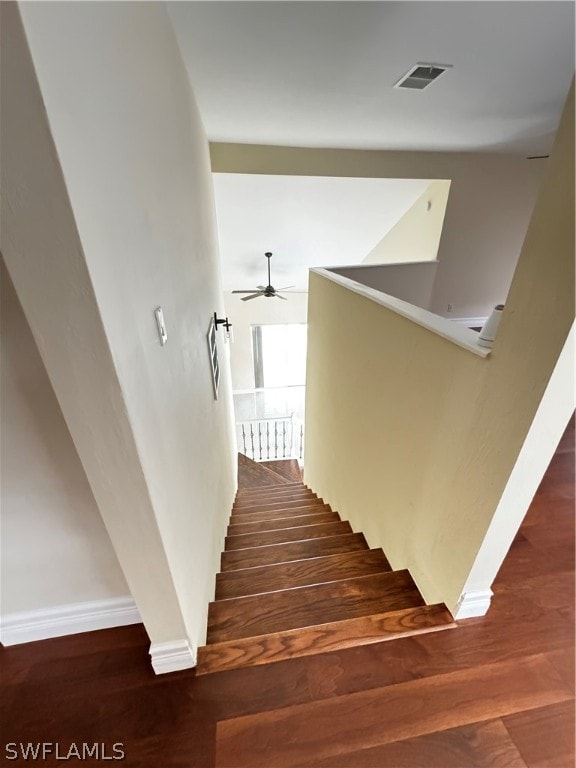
197,603,455,675
232,498,326,514
207,570,424,642
233,491,317,508
225,521,353,551
227,511,339,536
221,532,369,571
215,549,392,600
237,481,306,494
232,495,325,515
229,504,331,524
212,455,460,675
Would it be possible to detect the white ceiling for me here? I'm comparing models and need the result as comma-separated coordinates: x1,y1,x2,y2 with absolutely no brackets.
213,174,431,290
168,1,574,155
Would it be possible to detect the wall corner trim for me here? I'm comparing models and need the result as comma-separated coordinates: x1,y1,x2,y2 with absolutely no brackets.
149,639,197,675
453,588,493,620
0,596,141,646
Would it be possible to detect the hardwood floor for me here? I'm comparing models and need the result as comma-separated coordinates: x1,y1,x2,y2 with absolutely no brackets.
1,420,573,767
237,453,294,488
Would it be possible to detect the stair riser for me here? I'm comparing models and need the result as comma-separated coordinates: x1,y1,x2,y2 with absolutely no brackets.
232,499,326,515
233,493,317,508
228,505,331,525
197,604,456,675
221,533,369,571
236,482,306,495
215,550,391,600
227,511,339,536
209,461,457,677
225,521,353,551
207,571,424,643
233,491,308,506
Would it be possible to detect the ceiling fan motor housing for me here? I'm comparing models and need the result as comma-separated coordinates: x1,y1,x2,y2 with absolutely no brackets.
232,251,293,300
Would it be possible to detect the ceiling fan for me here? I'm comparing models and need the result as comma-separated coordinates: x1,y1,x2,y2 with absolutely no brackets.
232,252,294,301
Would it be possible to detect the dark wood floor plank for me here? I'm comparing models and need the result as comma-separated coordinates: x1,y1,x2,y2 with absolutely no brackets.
220,533,369,571
503,700,575,768
1,414,572,768
259,459,302,483
296,718,528,768
198,604,454,676
228,504,331,525
238,452,293,488
224,521,352,550
215,549,392,600
227,511,340,536
207,571,424,643
215,652,572,767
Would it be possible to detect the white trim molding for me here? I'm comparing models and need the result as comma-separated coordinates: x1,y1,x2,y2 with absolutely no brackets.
149,639,197,674
450,316,489,327
0,596,141,646
454,589,493,620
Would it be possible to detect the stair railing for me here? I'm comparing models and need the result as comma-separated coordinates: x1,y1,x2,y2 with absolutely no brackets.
236,414,304,462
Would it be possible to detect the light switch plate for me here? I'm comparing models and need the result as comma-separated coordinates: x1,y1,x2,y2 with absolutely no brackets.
154,307,168,346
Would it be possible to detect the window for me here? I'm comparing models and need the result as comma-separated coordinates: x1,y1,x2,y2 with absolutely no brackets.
252,324,307,389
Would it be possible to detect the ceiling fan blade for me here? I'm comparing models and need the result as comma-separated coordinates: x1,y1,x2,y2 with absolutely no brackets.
257,285,267,291
274,294,288,300
275,286,296,291
241,293,263,302
232,290,261,294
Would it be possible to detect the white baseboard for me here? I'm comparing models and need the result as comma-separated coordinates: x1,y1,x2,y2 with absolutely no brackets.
0,596,141,646
450,316,488,327
454,588,493,619
149,639,197,674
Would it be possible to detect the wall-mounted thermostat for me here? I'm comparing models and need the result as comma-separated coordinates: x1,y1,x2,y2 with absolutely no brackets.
154,307,168,346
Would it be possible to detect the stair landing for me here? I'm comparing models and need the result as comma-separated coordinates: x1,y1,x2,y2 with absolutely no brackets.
197,455,455,675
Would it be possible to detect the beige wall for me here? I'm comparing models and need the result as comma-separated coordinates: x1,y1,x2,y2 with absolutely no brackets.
363,180,450,265
1,262,129,614
303,83,574,614
211,144,544,320
225,292,309,390
2,3,236,652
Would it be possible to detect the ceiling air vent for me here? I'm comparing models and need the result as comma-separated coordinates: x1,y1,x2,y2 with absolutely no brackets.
394,63,452,90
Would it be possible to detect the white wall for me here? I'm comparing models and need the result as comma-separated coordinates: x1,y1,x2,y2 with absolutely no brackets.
225,292,309,390
330,262,438,310
211,145,545,320
213,174,430,291
2,3,236,654
363,180,450,265
1,262,129,614
2,2,188,648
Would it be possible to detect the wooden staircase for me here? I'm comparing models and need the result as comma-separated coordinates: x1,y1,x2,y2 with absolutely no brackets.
197,462,455,676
